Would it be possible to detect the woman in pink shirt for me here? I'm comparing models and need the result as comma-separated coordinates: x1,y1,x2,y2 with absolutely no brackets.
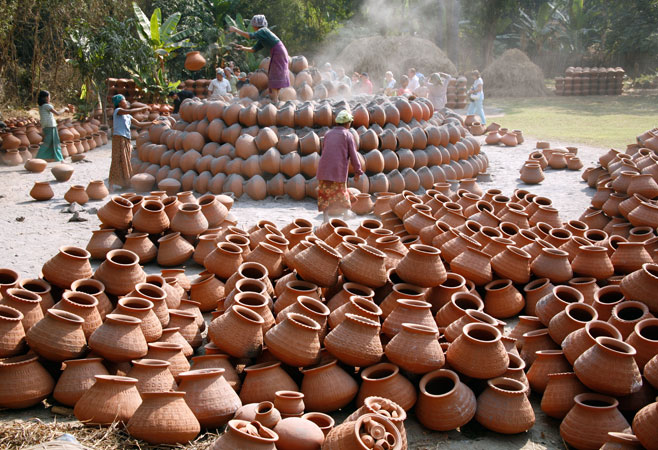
316,110,363,222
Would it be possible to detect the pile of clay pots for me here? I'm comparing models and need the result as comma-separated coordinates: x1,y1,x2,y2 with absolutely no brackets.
520,142,582,185
555,67,624,96
129,95,489,201
580,127,658,231
445,76,469,110
106,78,142,103
1,177,658,448
484,124,525,147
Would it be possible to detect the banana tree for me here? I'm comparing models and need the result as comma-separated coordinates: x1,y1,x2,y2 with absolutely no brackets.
132,2,196,81
224,13,261,72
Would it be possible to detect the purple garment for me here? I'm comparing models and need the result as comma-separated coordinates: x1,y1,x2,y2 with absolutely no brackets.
317,127,363,183
268,42,290,89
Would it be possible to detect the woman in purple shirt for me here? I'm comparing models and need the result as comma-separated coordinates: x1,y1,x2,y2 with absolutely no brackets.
316,110,363,222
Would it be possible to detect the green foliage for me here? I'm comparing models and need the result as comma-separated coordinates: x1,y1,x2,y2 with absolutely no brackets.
125,64,181,103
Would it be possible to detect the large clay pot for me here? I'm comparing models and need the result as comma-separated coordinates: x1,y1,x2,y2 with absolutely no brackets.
184,51,206,71
483,279,525,319
620,263,658,314
97,196,134,229
191,354,241,391
42,246,93,289
446,323,509,379
157,232,195,266
53,291,102,339
475,377,534,434
94,249,146,296
210,419,278,449
356,362,417,411
632,400,658,450
177,368,241,428
395,244,446,287
29,181,54,201
208,305,264,359
560,393,630,450
54,357,109,406
132,200,170,234
0,355,55,409
300,359,358,413
25,309,86,362
74,375,142,425
145,342,190,381
540,371,588,420
240,361,298,405
123,232,157,264
323,413,402,450
0,305,25,357
295,241,341,288
51,163,74,181
88,314,148,362
0,288,43,331
86,228,123,260
127,359,177,395
626,318,658,370
265,313,321,367
126,391,200,444
324,313,383,367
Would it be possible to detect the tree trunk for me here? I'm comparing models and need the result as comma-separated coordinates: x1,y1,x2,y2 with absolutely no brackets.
445,0,460,69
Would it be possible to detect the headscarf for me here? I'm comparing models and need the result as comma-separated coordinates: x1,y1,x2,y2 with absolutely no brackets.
251,15,268,28
112,94,125,108
335,110,353,124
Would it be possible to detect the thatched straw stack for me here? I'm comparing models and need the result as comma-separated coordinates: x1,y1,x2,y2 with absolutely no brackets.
334,36,457,81
482,49,548,98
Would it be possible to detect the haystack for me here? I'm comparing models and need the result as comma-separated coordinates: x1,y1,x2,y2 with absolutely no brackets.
334,36,457,81
482,49,548,97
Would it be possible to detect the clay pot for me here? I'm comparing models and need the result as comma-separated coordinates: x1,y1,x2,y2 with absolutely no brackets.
356,362,416,411
211,419,278,449
632,400,658,450
42,246,93,289
265,313,321,367
560,393,630,450
382,299,436,339
609,300,652,339
157,232,195,266
301,359,358,413
574,336,642,396
86,180,109,200
86,228,123,260
548,302,598,345
0,305,25,357
184,51,206,71
295,241,342,288
535,285,584,327
483,279,525,319
51,163,74,181
53,357,109,407
74,375,142,425
208,305,264,359
323,412,402,450
29,181,54,201
25,309,86,362
171,203,209,237
127,359,177,394
53,291,102,339
0,288,43,331
620,263,658,314
97,196,134,229
0,355,55,408
132,200,170,234
526,349,571,394
626,318,658,370
385,323,444,374
177,368,241,428
240,361,298,405
446,323,509,379
204,241,244,280
123,232,157,264
395,244,446,287
324,313,383,367
144,342,190,381
93,249,146,296
540,371,588,420
127,391,200,444
88,314,148,362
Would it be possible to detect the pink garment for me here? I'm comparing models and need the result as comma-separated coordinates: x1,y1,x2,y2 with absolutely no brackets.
317,127,363,183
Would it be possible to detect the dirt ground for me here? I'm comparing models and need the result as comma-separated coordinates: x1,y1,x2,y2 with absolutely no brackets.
0,124,602,448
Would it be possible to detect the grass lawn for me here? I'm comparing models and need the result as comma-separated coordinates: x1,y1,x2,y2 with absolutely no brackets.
487,94,658,149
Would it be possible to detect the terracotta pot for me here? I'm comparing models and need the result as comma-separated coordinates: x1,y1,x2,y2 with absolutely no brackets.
434,292,484,328
42,246,93,289
204,241,244,280
97,196,134,229
54,357,110,407
273,390,304,419
112,297,162,342
535,285,584,326
157,232,195,266
276,296,329,338
295,240,342,288
356,362,416,411
395,244,446,287
265,313,321,367
526,349,571,394
483,279,525,319
127,358,177,395
574,336,642,396
548,302,597,345
162,327,194,359
145,342,190,382
382,299,436,339
323,412,402,450
446,323,508,379
626,318,658,370
123,232,157,264
211,419,278,449
0,287,43,331
234,401,281,429
593,285,626,321
51,163,74,181
127,391,200,444
29,181,54,201
86,228,122,260
25,309,86,362
324,313,383,367
301,359,358,413
171,203,209,237
88,313,148,362
70,278,112,320
609,300,652,339
560,393,630,450
127,282,169,327
600,432,643,450
540,371,588,420
240,361,298,405
132,199,170,234
0,355,55,408
620,263,658,314
177,368,241,428
208,305,264,359
0,305,25,357
93,249,146,296
166,309,202,348
475,377,534,434
632,400,658,450
74,375,142,425
86,180,109,200
53,291,102,339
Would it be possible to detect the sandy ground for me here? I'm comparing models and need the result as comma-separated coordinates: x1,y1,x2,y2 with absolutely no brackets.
0,129,603,448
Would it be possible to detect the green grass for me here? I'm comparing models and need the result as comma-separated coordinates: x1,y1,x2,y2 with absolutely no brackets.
487,94,658,149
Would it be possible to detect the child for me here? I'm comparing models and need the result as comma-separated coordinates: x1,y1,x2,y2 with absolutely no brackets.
316,110,363,222
109,94,153,192
36,90,69,162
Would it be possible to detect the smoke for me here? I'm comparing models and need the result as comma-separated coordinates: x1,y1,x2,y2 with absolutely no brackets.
309,0,459,86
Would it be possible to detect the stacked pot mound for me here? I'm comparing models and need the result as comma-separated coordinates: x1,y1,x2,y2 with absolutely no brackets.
3,177,658,448
520,144,582,185
555,67,625,96
130,95,489,200
445,76,468,109
0,117,107,167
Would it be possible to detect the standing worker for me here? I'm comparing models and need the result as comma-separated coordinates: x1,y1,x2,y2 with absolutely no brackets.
208,68,231,100
229,15,290,103
467,70,486,125
316,110,363,222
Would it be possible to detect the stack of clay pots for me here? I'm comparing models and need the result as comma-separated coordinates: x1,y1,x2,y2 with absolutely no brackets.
445,76,468,110
484,126,524,148
130,94,489,201
1,119,41,166
555,67,625,96
56,118,108,159
2,173,657,448
520,143,582,185
107,78,141,103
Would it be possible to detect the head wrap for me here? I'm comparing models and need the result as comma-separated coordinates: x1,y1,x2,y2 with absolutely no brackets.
335,110,353,124
251,15,268,28
112,94,125,108
216,67,224,74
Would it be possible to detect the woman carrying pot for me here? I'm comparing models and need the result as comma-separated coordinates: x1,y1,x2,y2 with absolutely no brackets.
229,15,290,103
467,70,486,125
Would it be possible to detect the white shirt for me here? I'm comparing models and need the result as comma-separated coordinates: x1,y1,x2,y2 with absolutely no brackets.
386,79,396,90
208,78,231,98
472,78,484,99
408,75,420,92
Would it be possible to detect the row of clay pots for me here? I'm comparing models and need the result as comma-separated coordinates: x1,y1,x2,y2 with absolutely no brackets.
30,180,109,203
520,146,583,184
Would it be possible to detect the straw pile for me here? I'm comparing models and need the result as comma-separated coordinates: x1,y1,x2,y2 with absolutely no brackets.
482,49,548,97
334,35,457,80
